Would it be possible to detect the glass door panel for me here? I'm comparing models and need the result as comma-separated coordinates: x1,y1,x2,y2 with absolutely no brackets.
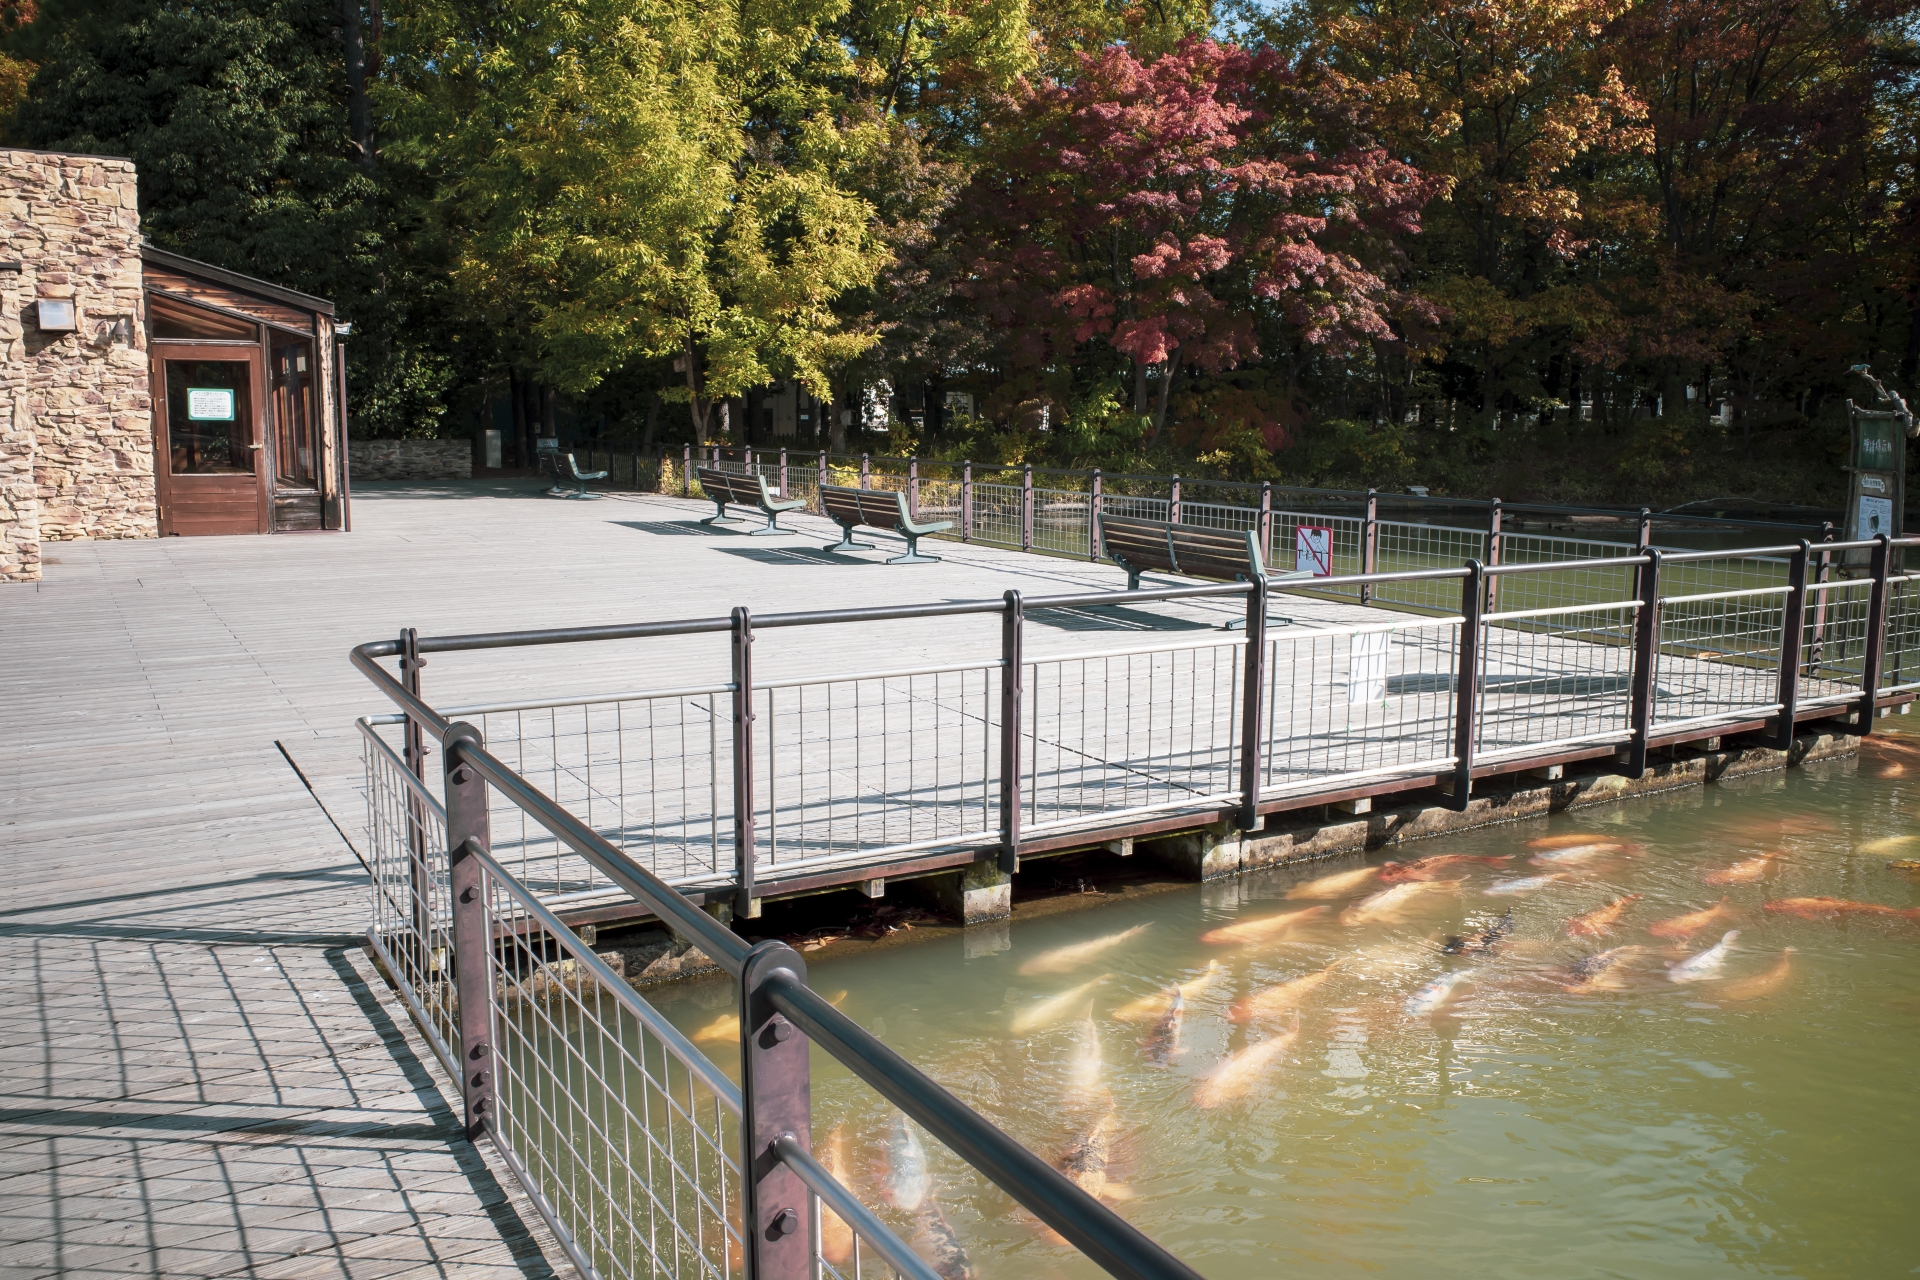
164,360,256,475
271,340,317,487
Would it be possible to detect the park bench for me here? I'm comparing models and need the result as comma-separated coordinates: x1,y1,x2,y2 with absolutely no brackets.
819,484,953,564
543,450,609,498
695,465,806,534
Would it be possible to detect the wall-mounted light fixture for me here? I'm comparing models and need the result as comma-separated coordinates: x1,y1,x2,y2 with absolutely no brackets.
92,315,134,347
35,298,76,331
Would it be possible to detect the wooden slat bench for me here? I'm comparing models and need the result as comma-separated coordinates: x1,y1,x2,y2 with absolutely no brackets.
819,484,953,564
695,465,806,534
1099,513,1272,590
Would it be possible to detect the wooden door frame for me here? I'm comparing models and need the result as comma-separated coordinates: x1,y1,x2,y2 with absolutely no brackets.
151,339,271,535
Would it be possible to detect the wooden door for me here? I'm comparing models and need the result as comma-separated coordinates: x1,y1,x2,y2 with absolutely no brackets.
268,335,323,531
152,345,269,536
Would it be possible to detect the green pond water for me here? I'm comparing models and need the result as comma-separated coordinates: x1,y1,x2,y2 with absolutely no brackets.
654,734,1920,1278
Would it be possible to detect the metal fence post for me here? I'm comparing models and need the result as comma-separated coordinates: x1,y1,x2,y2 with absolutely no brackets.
739,940,814,1280
1486,498,1503,612
1857,535,1892,735
400,628,431,960
999,590,1024,874
779,448,788,499
1258,482,1274,566
861,454,871,490
1089,469,1103,561
732,606,759,919
1021,465,1034,553
1807,526,1835,677
683,444,691,497
1449,562,1484,810
1626,551,1661,777
1361,489,1379,603
1238,578,1269,830
817,451,827,506
442,721,495,1141
745,446,754,476
1169,474,1182,526
1637,506,1652,551
1773,540,1810,751
961,460,973,542
908,456,919,517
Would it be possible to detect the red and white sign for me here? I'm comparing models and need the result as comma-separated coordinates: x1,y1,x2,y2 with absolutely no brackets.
1295,524,1334,577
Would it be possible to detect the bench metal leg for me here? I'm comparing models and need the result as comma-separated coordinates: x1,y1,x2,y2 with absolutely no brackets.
823,521,874,552
751,508,789,536
701,499,743,525
886,532,941,565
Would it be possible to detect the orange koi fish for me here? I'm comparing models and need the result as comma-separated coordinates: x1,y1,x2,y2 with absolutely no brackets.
820,1125,854,1265
1200,904,1328,947
1339,879,1464,926
1227,962,1340,1024
1703,853,1783,885
1564,894,1641,939
1717,948,1796,1002
1528,833,1615,850
1647,898,1736,940
1764,897,1920,922
1285,864,1380,900
1194,1013,1301,1109
1378,854,1513,883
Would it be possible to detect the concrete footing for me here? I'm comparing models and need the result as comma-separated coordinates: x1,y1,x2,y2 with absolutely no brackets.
898,859,1013,924
1141,727,1859,880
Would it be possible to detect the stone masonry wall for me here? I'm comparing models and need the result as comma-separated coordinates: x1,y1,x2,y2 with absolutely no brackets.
348,438,473,481
0,149,152,581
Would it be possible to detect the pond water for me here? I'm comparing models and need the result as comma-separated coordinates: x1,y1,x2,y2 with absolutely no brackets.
656,734,1920,1278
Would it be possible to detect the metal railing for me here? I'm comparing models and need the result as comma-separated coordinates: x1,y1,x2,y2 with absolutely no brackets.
356,534,1916,1280
357,633,1204,1280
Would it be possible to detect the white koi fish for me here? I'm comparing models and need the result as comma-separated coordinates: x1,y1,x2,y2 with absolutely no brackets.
1019,923,1152,975
1011,975,1109,1035
1667,930,1741,984
1404,968,1477,1017
1484,873,1566,896
884,1112,930,1211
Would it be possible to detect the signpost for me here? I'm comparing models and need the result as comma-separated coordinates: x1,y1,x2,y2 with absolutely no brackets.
1845,367,1915,568
1295,524,1333,577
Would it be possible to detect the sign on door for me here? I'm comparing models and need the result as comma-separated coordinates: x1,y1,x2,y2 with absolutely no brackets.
1295,524,1333,576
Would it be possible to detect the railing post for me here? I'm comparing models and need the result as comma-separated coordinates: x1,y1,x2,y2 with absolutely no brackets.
1089,469,1103,562
778,448,788,499
1021,465,1034,553
1361,489,1379,603
1238,577,1269,831
400,628,431,959
999,590,1023,874
961,460,973,542
745,445,754,476
732,606,759,920
1773,540,1810,751
1449,562,1484,810
683,444,691,497
1258,482,1273,566
442,722,495,1142
1857,535,1892,734
1637,506,1652,550
1486,498,1503,612
1626,551,1661,777
1807,526,1835,677
908,456,919,518
861,453,871,490
739,940,813,1280
1169,474,1182,526
817,450,827,506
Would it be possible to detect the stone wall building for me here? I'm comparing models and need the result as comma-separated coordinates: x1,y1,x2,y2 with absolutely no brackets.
1,148,350,582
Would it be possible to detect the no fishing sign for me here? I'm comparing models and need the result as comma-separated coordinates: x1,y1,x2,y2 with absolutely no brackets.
1295,524,1333,577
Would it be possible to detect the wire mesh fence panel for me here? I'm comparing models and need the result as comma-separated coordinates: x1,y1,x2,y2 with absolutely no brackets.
479,855,745,1280
1099,493,1172,525
755,666,1000,873
1261,619,1461,794
1657,552,1791,598
1371,522,1489,611
1270,509,1364,578
1032,487,1093,557
914,478,964,536
1473,603,1639,761
1799,577,1875,708
970,482,1024,550
1489,536,1640,614
1652,586,1789,731
1023,640,1246,833
362,721,458,1075
1883,576,1920,693
475,694,732,895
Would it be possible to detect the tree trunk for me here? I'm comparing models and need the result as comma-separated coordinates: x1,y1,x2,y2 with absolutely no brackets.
1150,352,1178,441
642,391,660,448
830,383,850,453
541,383,557,443
340,0,375,173
1133,360,1149,416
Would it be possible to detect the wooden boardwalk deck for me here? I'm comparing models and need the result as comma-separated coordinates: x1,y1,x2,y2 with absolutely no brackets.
0,479,1842,1276
0,480,1376,1278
